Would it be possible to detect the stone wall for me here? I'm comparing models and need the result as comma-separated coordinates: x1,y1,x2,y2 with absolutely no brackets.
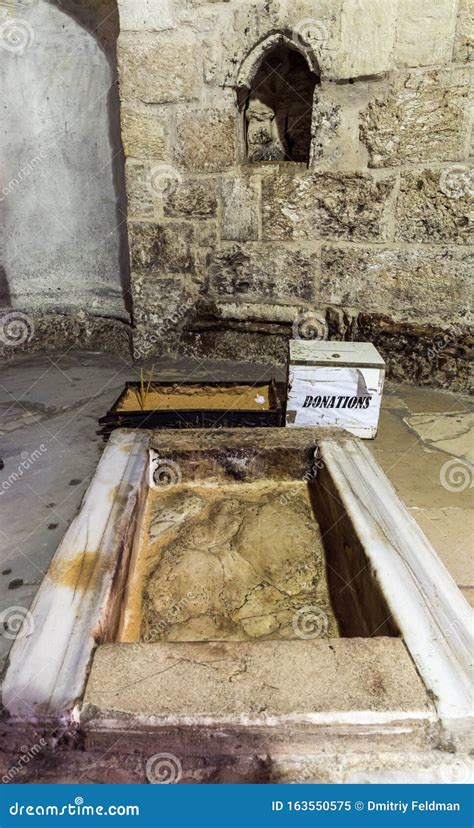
117,0,473,389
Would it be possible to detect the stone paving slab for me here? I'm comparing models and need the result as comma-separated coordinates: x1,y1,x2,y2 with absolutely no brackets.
83,638,433,723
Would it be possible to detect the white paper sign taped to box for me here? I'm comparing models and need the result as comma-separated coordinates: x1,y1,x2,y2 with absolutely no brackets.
286,341,386,439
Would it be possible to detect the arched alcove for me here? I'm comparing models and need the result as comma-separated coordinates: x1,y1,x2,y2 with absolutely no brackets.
237,35,319,165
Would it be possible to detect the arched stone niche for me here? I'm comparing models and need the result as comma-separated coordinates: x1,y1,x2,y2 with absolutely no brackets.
237,34,320,166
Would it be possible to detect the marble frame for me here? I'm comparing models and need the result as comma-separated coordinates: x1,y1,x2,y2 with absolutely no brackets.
2,428,471,749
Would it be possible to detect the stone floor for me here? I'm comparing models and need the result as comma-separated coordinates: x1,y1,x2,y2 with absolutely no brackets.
0,349,472,671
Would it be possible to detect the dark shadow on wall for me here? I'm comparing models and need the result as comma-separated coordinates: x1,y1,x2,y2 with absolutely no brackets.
47,0,132,318
0,266,12,307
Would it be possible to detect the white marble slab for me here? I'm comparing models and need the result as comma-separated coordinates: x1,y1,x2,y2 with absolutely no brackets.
2,430,149,721
319,437,473,738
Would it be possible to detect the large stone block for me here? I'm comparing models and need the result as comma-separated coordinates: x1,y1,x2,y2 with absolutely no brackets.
132,274,198,358
121,109,168,159
227,0,344,84
220,176,259,241
129,222,196,274
118,33,200,103
132,274,197,328
395,0,458,67
126,161,194,219
163,177,218,218
0,313,131,360
195,223,218,249
320,246,472,324
339,0,397,78
125,160,154,218
261,171,395,242
117,0,174,32
174,108,237,171
360,68,472,167
454,0,474,63
396,169,473,245
208,244,319,302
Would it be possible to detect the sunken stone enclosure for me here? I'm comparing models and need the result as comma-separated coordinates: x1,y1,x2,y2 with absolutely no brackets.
117,0,473,390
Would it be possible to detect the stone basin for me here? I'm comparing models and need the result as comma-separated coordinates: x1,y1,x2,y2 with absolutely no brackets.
1,428,471,782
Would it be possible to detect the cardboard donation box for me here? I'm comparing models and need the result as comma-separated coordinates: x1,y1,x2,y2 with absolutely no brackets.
286,341,386,439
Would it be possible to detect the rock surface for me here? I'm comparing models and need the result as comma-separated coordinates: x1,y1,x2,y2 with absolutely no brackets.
139,482,337,643
360,69,472,168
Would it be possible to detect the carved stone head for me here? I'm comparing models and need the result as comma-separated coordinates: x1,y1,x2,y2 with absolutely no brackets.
246,99,286,162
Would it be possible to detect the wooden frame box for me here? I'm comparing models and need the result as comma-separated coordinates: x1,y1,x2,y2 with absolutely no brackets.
99,379,283,435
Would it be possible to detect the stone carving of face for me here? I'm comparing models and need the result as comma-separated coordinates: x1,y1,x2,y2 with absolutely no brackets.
246,99,286,162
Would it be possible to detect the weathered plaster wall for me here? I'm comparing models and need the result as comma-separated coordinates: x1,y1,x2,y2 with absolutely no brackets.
117,0,473,389
0,0,131,357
